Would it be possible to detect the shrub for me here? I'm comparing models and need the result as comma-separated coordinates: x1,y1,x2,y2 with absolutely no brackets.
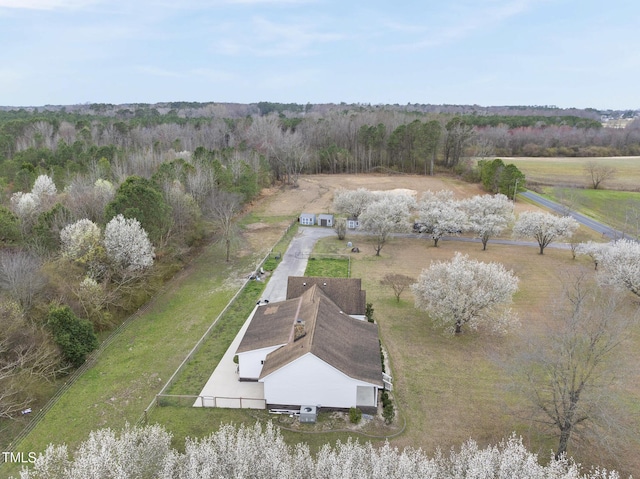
349,407,362,424
365,302,374,323
47,305,98,367
383,402,395,424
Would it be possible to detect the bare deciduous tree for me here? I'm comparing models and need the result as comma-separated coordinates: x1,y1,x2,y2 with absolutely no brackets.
381,273,414,302
1,300,63,419
0,250,46,310
206,191,242,262
584,161,616,190
511,273,638,460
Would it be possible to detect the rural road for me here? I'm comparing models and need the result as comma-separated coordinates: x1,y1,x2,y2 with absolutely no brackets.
520,191,622,238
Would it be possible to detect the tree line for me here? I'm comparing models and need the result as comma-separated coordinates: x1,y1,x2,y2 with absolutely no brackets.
1,104,639,188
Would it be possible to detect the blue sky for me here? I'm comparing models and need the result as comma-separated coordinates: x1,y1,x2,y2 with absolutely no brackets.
0,0,638,109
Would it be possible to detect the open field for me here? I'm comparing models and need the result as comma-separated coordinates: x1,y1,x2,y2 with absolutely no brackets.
544,187,640,238
4,173,638,477
502,156,640,191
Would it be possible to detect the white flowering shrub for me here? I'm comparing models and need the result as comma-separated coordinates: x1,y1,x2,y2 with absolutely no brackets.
103,215,154,271
31,174,57,201
93,179,115,203
16,424,623,479
412,252,519,335
10,192,39,219
60,219,102,262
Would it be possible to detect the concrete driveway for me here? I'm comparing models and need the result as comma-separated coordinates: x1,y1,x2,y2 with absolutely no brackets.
195,226,336,408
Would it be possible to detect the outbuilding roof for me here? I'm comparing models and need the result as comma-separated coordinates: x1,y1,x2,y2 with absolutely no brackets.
286,277,366,316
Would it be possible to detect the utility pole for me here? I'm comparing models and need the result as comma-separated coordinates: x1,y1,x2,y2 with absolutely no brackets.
513,178,519,202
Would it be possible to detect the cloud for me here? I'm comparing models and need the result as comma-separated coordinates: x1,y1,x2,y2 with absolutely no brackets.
384,0,541,51
0,0,98,9
213,15,344,57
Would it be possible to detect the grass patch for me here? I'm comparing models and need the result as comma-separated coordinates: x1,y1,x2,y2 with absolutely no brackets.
149,406,378,455
544,187,640,237
166,280,265,395
504,156,640,191
162,224,299,396
2,241,254,478
304,257,349,278
344,236,640,475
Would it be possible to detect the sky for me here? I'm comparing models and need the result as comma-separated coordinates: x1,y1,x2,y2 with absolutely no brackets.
0,0,638,110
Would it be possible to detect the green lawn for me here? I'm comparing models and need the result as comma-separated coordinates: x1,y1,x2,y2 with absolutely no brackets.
1,241,256,478
544,187,640,237
304,257,350,278
165,279,265,396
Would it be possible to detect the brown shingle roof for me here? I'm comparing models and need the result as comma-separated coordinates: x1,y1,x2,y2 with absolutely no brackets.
258,285,383,386
236,299,300,353
286,277,366,316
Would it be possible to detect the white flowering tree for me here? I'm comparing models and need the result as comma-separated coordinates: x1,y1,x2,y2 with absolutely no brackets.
359,194,414,256
596,239,640,296
412,252,519,335
332,188,375,220
576,241,610,270
9,192,39,220
104,215,154,272
60,219,102,263
16,422,623,479
512,211,579,254
461,193,514,250
415,190,468,247
31,174,57,202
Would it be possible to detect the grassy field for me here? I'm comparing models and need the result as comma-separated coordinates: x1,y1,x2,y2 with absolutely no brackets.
1,213,293,478
165,225,299,396
4,173,638,477
543,187,640,238
502,156,640,191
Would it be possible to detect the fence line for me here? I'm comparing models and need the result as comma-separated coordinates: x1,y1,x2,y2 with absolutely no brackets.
5,267,178,455
5,219,297,456
139,219,297,425
153,394,266,410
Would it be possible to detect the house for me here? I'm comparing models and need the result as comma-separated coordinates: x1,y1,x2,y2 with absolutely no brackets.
347,216,359,229
235,281,383,412
299,213,316,225
286,276,366,319
317,214,334,227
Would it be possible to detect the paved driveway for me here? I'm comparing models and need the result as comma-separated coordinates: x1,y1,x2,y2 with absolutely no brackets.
195,226,336,408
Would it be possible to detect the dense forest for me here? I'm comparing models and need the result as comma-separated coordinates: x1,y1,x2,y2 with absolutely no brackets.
0,101,639,423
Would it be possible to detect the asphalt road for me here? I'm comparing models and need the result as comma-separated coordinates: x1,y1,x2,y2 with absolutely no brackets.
520,191,622,239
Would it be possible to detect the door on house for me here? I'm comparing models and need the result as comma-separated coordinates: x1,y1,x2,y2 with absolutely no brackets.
320,219,327,226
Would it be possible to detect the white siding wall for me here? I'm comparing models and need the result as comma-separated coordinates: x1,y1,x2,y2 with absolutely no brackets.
261,353,377,408
237,345,283,380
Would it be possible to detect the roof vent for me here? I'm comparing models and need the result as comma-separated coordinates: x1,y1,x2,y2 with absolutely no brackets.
323,282,327,286
303,282,306,286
